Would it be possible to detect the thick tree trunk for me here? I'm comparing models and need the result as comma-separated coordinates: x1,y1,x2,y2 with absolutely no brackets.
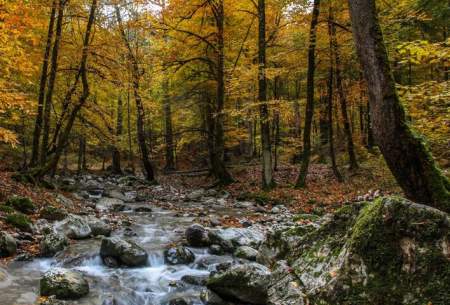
210,0,233,185
329,13,358,170
111,96,123,174
258,0,275,189
30,0,57,167
296,0,321,188
349,0,450,211
40,0,65,166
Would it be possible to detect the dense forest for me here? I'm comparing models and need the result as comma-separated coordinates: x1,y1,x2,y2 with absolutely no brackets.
0,0,449,305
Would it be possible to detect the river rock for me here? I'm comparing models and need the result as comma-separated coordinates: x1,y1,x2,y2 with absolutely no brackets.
181,274,209,286
200,289,227,305
185,224,210,247
0,232,17,257
208,227,265,252
40,232,68,257
54,214,92,239
40,268,89,300
186,189,205,201
207,263,271,304
266,197,450,305
267,260,305,305
100,237,148,267
164,246,195,265
86,216,111,237
234,246,259,261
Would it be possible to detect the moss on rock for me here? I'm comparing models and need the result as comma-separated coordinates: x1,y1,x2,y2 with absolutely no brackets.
5,196,36,214
268,197,449,305
5,212,33,232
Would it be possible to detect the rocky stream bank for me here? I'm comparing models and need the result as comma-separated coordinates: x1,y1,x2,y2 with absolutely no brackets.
0,174,448,305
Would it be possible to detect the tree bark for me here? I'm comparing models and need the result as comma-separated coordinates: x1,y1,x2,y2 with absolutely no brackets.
329,12,358,170
40,0,65,166
296,0,321,188
258,0,275,189
30,0,57,167
348,0,450,211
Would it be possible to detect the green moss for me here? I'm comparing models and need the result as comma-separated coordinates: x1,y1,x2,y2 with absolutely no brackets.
293,214,320,222
5,213,33,232
40,205,67,221
0,205,15,214
5,196,36,214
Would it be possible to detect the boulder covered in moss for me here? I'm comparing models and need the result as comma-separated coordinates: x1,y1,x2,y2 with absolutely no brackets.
5,196,36,214
40,232,69,257
40,268,89,300
5,213,33,232
263,197,450,305
40,205,67,222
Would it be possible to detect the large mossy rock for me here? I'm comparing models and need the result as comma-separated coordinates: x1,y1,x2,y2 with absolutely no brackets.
207,263,271,304
40,232,68,257
264,197,450,305
40,268,89,300
100,237,148,267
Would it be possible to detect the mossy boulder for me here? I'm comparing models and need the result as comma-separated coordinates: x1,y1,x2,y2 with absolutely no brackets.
40,206,68,221
40,232,69,257
266,197,450,305
40,268,89,300
5,212,33,232
5,196,36,214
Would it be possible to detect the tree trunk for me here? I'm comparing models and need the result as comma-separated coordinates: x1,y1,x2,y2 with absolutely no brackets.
296,0,321,188
40,0,65,166
163,76,175,171
211,0,233,185
293,79,302,138
35,0,96,178
326,24,343,182
329,12,358,170
30,0,57,167
348,0,450,211
258,0,275,189
115,5,156,183
111,96,123,174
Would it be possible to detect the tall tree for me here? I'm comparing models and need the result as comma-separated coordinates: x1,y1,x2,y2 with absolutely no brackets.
40,0,66,165
329,8,358,170
348,0,450,212
30,0,57,167
296,0,321,188
35,0,98,177
111,96,123,174
258,0,275,189
115,4,156,183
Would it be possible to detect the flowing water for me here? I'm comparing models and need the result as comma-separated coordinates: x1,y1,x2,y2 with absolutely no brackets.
0,206,230,305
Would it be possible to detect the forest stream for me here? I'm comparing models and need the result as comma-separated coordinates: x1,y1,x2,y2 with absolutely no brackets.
0,175,267,305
